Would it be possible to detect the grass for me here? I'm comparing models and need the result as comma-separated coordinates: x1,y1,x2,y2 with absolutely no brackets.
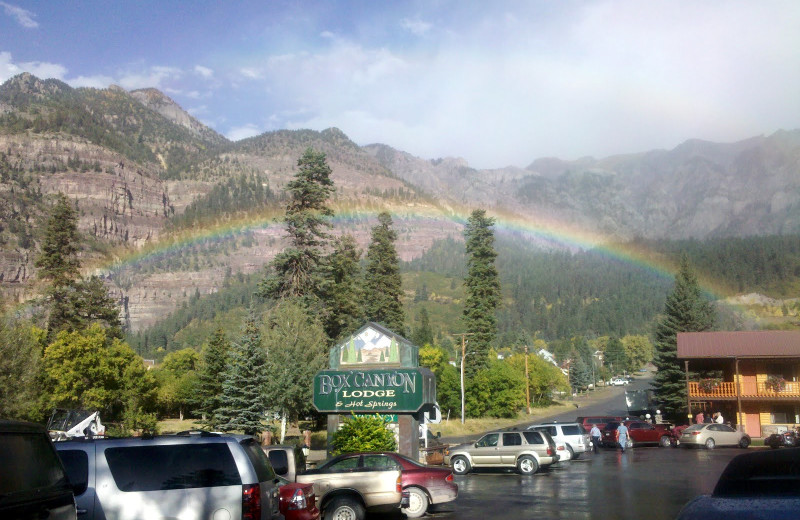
433,401,582,438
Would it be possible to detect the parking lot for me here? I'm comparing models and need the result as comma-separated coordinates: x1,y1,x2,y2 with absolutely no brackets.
379,443,752,520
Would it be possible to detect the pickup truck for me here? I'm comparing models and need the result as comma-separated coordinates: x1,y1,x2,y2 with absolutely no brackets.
296,452,408,520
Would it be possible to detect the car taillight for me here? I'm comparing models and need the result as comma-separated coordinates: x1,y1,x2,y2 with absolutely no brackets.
445,473,454,483
396,476,403,493
557,445,565,451
242,484,261,520
547,447,553,456
288,488,307,510
691,432,702,436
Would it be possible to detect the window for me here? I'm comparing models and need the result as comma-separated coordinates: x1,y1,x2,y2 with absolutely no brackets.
57,449,89,496
240,439,276,482
0,432,67,494
502,433,522,446
562,425,582,435
363,455,400,470
522,431,544,445
105,443,241,492
476,433,499,447
325,456,360,471
267,450,289,475
771,404,798,424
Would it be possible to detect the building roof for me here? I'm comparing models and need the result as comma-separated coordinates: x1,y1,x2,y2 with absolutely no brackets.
677,331,800,359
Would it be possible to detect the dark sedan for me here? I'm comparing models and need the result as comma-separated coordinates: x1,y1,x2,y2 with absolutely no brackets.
384,452,458,518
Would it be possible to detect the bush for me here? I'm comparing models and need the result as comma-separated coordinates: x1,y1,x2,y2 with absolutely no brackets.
331,415,396,455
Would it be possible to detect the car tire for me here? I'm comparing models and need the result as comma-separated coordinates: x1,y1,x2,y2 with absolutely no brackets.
402,487,429,518
324,498,365,520
517,455,538,476
659,436,671,448
739,436,751,449
452,456,471,475
704,438,716,450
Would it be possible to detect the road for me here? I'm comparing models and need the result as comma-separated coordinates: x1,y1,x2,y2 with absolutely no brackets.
378,374,752,520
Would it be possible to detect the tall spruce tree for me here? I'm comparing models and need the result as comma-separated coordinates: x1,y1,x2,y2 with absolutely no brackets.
217,313,269,435
258,148,334,302
652,256,715,418
35,194,80,289
604,337,628,375
363,212,405,334
462,209,500,378
195,328,231,429
411,307,434,346
318,234,364,341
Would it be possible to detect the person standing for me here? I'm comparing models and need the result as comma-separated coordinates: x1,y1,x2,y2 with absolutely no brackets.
715,412,724,424
616,422,629,453
695,411,704,424
590,424,601,453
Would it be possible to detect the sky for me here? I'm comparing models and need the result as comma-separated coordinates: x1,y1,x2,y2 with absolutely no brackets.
1,0,799,169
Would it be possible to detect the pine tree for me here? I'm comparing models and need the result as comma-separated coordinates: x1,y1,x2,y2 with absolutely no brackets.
411,307,434,346
217,313,269,435
604,337,628,375
462,209,500,378
318,234,364,341
569,353,591,392
363,212,405,334
35,194,80,288
652,256,715,418
196,328,231,429
258,148,334,302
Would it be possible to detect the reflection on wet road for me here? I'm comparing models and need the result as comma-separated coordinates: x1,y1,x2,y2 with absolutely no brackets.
378,446,749,520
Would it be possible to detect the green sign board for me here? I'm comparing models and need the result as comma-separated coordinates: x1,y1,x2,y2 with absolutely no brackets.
313,368,436,413
355,413,398,423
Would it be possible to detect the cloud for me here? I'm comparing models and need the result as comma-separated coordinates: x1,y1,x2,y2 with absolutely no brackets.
0,51,66,83
69,74,116,88
194,65,213,78
239,67,262,79
118,66,182,90
226,123,262,141
1,2,38,28
400,17,432,36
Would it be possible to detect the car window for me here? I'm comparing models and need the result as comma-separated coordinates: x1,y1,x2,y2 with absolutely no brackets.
240,438,276,482
0,431,68,494
707,424,720,431
684,424,704,432
476,433,499,447
325,456,360,471
719,425,736,432
522,431,544,444
363,455,401,470
502,433,522,446
105,443,241,491
267,450,289,475
57,449,89,495
562,425,581,436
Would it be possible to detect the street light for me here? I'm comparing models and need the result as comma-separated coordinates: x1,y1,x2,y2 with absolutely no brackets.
454,333,474,424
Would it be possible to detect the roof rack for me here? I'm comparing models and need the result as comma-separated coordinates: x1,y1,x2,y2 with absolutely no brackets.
174,429,221,437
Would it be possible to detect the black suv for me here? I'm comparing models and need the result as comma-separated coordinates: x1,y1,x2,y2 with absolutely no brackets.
0,420,77,520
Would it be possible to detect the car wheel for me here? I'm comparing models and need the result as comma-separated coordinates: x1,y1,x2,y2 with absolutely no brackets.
659,436,671,448
565,444,575,459
517,455,539,475
402,487,429,518
739,436,751,449
704,438,716,450
452,456,471,475
324,498,365,520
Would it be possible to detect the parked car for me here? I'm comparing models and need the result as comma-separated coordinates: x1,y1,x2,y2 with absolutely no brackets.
263,444,307,481
0,420,77,520
444,429,556,475
380,452,457,518
527,422,590,459
610,378,629,386
552,440,572,462
680,423,751,449
600,420,676,448
276,476,320,520
296,452,407,520
675,447,800,519
576,416,623,432
54,431,283,520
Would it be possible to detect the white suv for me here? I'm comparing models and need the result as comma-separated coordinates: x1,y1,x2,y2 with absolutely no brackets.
610,378,629,386
527,422,590,459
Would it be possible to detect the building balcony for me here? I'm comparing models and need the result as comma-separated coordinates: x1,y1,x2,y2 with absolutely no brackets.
688,381,800,399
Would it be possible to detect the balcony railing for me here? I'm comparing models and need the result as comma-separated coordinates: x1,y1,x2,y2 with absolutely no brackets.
688,381,800,398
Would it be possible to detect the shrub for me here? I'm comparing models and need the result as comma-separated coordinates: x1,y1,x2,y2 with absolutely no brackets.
331,414,396,455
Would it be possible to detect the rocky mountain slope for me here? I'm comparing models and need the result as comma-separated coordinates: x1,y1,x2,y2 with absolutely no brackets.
1,72,799,330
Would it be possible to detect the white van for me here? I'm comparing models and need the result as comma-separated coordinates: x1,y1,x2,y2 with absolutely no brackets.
527,422,591,459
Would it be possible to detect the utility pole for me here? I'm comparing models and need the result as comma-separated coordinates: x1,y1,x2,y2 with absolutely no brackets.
453,333,474,424
525,346,531,414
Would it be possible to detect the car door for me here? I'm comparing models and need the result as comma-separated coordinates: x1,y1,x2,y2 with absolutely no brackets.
715,424,739,445
499,433,524,464
471,433,501,466
56,445,98,520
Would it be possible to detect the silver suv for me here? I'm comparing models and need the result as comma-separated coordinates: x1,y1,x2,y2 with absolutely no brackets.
444,429,556,475
55,432,283,520
527,422,590,459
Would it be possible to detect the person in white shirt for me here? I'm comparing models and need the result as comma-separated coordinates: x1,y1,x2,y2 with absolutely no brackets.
714,412,724,424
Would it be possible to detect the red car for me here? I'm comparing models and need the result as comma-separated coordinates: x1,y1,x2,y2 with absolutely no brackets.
276,477,320,520
601,420,676,448
382,452,458,519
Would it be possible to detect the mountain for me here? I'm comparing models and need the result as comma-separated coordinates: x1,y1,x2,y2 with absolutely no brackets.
2,73,800,332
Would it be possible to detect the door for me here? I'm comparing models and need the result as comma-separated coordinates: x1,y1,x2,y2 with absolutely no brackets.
56,446,97,520
472,433,501,465
499,433,523,464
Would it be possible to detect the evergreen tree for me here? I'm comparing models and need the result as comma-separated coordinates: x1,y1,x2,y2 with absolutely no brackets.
569,353,591,392
318,234,364,341
363,212,405,334
195,328,231,429
652,256,715,418
462,209,500,378
604,337,628,375
35,194,80,288
217,312,269,435
258,148,335,302
411,307,434,346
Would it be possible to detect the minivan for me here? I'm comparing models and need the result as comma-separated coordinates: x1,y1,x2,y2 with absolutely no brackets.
55,432,283,520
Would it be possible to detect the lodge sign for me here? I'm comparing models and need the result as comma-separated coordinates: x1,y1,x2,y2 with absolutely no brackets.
313,368,435,413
